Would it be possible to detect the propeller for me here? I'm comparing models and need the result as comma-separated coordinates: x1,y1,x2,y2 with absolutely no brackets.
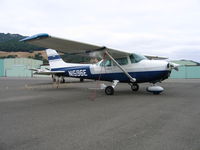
167,62,180,71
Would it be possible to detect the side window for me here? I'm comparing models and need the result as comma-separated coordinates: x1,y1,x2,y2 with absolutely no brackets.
100,59,111,67
114,57,128,65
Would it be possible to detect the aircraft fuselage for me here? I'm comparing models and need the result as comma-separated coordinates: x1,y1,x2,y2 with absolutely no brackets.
51,59,171,83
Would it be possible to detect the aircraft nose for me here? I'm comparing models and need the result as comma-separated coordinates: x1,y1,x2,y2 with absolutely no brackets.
167,62,180,71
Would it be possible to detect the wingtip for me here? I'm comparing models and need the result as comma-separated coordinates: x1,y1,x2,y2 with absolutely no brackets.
20,33,50,42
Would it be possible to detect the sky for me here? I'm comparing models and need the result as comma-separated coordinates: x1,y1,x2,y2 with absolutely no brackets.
1,0,200,62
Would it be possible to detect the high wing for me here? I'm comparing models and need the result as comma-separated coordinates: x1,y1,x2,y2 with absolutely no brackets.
145,55,168,60
20,33,130,58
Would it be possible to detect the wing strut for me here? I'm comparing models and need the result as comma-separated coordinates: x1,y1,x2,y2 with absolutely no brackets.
104,50,136,83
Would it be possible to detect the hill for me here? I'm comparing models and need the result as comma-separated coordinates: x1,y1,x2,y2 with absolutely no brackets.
0,33,25,42
0,33,44,52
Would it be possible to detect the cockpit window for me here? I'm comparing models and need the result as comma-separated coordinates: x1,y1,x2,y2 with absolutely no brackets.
129,54,147,63
98,57,128,67
100,59,112,67
113,57,128,66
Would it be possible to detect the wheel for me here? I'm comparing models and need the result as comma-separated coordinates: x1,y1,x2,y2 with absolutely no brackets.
105,86,114,95
61,78,65,83
131,83,139,91
52,75,56,82
80,78,84,82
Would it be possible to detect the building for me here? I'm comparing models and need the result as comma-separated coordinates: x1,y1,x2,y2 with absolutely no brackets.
0,59,4,77
0,58,43,77
170,60,200,79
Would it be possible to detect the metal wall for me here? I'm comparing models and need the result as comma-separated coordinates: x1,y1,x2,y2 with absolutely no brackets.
6,65,32,77
0,59,4,77
170,66,200,79
0,58,43,77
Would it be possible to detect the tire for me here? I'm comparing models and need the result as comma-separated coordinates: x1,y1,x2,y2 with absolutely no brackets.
131,83,139,91
62,78,65,83
52,75,56,83
80,78,84,82
105,86,114,95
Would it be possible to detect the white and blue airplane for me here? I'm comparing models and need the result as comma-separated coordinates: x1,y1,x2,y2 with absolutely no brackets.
21,33,179,95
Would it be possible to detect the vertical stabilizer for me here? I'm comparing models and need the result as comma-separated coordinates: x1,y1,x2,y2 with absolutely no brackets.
46,49,69,70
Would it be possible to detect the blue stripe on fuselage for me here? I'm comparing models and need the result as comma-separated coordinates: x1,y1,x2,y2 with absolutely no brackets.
92,71,170,83
51,66,170,83
48,55,61,60
52,66,92,78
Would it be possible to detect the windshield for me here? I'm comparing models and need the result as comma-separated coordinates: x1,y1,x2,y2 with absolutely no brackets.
129,53,147,63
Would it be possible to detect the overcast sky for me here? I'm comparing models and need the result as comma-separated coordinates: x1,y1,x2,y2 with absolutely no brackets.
1,0,200,61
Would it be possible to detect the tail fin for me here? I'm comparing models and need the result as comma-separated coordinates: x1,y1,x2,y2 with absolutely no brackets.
46,49,69,70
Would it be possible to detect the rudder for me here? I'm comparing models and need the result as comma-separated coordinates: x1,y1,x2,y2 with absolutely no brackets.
46,49,68,70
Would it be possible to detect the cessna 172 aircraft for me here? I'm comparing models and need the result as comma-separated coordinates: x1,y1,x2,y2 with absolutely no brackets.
21,33,179,95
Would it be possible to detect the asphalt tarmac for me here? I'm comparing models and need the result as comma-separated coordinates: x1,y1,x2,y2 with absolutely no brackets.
0,77,200,150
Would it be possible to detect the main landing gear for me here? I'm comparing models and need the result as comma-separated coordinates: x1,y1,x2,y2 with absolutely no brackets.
105,86,114,95
104,80,119,95
104,81,140,95
52,75,65,84
103,81,140,95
